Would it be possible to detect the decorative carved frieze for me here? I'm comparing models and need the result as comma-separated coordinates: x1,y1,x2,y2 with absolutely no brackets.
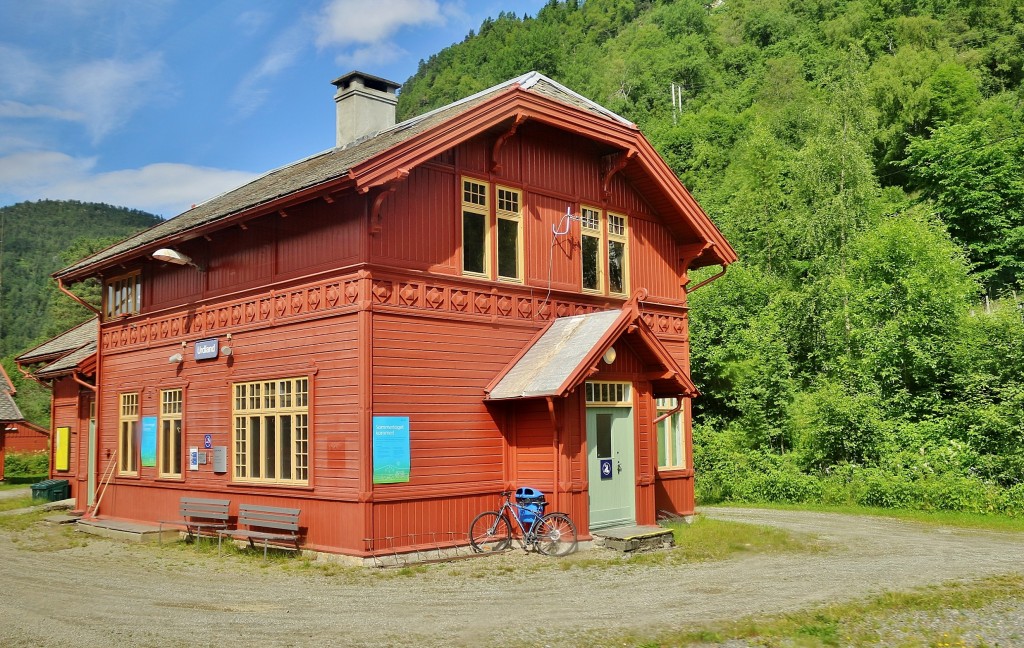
101,273,687,353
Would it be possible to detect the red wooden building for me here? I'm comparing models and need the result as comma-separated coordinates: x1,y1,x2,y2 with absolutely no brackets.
21,72,735,557
0,363,49,480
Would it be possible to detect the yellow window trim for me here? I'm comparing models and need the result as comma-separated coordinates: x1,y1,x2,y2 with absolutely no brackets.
495,184,524,283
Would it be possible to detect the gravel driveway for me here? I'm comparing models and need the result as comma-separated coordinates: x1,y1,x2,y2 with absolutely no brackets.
1,507,1023,647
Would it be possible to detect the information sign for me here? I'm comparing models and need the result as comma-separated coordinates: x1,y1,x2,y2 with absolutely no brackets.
372,416,410,484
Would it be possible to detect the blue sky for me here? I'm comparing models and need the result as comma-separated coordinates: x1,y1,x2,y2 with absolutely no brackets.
0,0,549,217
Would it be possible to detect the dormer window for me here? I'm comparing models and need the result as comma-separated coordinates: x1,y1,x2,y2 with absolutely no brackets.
104,271,142,320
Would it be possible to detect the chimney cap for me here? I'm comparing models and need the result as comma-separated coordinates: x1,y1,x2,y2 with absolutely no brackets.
331,71,401,94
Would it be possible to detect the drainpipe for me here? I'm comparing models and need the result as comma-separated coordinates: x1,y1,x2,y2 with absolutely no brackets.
71,373,97,392
653,398,683,425
684,266,728,295
57,276,101,315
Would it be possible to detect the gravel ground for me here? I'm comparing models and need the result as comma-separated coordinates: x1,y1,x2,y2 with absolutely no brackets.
0,507,1022,647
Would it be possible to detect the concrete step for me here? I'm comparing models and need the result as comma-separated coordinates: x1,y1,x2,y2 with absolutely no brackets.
592,524,675,552
76,517,179,543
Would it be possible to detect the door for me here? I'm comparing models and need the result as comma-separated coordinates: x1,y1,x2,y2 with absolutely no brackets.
586,406,636,529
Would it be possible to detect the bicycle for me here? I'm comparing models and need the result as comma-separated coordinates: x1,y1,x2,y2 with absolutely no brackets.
468,488,578,556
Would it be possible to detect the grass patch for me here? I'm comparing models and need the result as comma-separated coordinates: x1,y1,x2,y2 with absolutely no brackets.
713,501,1024,533
621,573,1024,647
0,496,36,512
0,483,33,491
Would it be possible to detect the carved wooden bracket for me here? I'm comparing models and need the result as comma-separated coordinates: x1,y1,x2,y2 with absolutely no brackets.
369,169,410,235
679,241,713,288
601,149,636,201
490,113,527,173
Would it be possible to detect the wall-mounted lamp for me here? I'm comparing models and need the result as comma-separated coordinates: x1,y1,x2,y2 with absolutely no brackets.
220,346,233,357
169,353,183,364
602,346,617,365
153,248,205,272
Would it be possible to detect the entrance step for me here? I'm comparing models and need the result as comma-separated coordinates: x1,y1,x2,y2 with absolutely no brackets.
592,525,674,552
76,517,178,543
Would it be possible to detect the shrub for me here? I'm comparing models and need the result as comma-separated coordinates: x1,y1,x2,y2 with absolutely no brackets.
3,451,49,478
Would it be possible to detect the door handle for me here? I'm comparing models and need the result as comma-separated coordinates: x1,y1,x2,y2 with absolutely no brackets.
616,461,622,474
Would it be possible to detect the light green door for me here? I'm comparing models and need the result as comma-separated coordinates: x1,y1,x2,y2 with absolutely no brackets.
586,406,636,529
87,398,96,506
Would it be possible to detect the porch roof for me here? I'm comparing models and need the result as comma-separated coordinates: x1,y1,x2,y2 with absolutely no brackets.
485,299,697,401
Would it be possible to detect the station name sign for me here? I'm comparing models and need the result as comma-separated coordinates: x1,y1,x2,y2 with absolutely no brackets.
194,338,219,360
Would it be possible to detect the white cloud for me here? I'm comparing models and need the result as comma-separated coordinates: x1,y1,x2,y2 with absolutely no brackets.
0,44,166,144
231,21,308,118
62,55,166,143
0,100,84,122
336,42,409,69
315,0,446,47
0,150,258,217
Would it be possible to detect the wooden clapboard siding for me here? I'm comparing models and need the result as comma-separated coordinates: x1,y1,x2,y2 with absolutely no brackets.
523,125,579,195
655,473,696,517
276,193,361,278
513,399,555,492
371,314,536,488
526,191,578,290
370,491,498,552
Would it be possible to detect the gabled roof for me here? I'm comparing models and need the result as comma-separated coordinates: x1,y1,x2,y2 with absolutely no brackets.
34,341,97,380
0,364,23,421
16,317,98,365
486,299,697,401
56,71,735,282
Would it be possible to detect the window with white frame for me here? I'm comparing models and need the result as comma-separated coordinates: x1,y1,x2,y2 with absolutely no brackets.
159,389,183,478
656,398,685,469
118,392,139,475
232,377,309,485
104,271,142,320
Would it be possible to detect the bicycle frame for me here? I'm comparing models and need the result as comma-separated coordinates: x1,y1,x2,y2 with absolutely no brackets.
468,490,578,556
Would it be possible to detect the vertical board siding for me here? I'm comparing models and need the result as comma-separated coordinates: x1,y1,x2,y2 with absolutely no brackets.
456,138,488,174
526,192,579,291
50,379,80,500
148,261,203,310
370,492,499,552
206,222,274,293
522,126,578,194
371,165,457,272
277,195,361,277
631,217,682,300
372,314,538,488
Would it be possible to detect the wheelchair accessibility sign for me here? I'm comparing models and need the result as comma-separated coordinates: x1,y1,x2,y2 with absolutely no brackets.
600,458,613,480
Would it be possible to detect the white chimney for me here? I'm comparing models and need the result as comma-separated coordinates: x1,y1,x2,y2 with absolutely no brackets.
331,71,401,149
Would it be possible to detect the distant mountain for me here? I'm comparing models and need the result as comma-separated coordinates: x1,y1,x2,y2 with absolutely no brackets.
0,200,160,357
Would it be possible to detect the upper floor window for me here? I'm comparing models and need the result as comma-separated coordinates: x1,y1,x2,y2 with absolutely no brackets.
104,271,141,320
461,177,524,283
580,208,629,296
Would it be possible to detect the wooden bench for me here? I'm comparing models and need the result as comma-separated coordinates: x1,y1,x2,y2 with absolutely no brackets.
217,504,302,559
158,497,231,546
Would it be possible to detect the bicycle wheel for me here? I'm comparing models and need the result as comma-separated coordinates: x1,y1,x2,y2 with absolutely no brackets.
468,511,511,553
534,512,578,556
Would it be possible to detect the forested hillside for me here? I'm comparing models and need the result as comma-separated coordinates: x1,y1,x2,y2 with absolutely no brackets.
0,200,160,425
400,0,1024,512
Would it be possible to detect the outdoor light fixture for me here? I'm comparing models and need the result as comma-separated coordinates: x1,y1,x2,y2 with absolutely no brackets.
220,346,233,357
168,353,183,364
152,248,205,271
602,346,617,365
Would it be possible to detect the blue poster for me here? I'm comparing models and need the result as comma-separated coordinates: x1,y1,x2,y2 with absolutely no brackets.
141,416,158,467
373,416,410,484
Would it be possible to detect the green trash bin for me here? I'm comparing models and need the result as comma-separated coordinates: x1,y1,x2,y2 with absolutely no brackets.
31,479,70,502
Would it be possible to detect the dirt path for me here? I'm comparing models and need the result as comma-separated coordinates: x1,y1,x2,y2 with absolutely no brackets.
1,507,1023,647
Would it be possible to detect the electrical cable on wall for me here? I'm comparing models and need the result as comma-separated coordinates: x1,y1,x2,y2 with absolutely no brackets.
539,206,580,313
